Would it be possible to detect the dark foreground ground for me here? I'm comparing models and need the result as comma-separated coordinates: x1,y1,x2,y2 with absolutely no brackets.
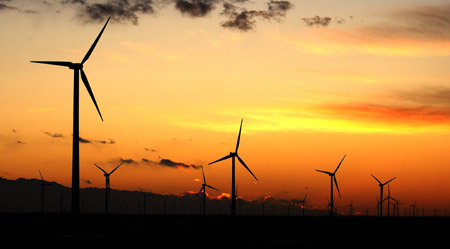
2,213,448,247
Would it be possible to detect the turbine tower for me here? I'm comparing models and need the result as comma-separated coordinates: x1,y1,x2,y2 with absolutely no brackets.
198,166,219,216
371,174,396,216
31,17,110,215
208,119,258,216
94,162,124,214
315,155,346,217
39,170,52,213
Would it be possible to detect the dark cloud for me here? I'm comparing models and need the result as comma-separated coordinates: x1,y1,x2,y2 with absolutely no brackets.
55,0,291,31
119,157,138,164
82,178,91,184
0,0,17,11
78,136,115,144
16,140,25,144
69,0,155,25
43,131,64,138
0,0,37,13
159,158,201,169
144,147,157,152
141,157,202,169
174,0,216,17
301,15,332,27
221,0,293,31
78,136,92,143
60,0,87,5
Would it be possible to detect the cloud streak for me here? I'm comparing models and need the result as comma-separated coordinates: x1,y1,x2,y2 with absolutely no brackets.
142,157,202,169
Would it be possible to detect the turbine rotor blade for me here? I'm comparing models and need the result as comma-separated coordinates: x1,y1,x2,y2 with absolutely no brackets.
94,163,107,174
30,61,73,67
208,154,232,165
235,119,243,153
206,184,219,191
109,162,124,175
201,166,206,184
80,69,103,121
81,16,110,64
315,169,332,175
334,155,346,173
39,170,44,181
371,174,382,184
384,177,397,185
236,155,258,181
334,176,342,199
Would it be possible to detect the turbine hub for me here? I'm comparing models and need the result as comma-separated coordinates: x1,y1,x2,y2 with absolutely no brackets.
69,63,83,70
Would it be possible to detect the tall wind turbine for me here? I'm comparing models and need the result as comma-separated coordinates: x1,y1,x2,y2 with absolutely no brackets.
315,155,346,217
208,119,258,216
198,166,219,216
31,17,111,215
94,162,124,214
39,170,52,213
371,174,396,216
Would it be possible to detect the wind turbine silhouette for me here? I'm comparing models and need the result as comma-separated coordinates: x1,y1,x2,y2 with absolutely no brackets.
208,119,258,216
315,155,346,217
139,187,153,215
347,200,354,216
298,194,309,216
39,170,52,213
94,161,124,214
383,185,397,217
371,174,396,216
198,166,219,216
30,17,110,215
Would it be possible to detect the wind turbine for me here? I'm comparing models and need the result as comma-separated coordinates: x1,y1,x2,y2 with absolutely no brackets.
208,119,258,216
39,170,52,213
31,17,110,215
383,185,397,217
139,187,153,215
296,194,309,216
198,166,219,216
94,161,124,214
410,200,417,217
315,155,346,217
371,174,396,216
347,200,354,216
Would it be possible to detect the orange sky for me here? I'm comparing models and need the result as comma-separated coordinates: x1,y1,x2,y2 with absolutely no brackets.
2,0,450,214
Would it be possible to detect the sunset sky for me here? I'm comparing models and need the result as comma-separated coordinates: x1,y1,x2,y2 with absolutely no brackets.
2,0,450,214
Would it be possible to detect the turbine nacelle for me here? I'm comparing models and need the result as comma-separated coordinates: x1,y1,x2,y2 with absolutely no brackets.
69,63,83,70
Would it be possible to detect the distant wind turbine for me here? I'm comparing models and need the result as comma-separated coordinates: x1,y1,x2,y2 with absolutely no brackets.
383,185,397,217
198,166,219,216
371,174,396,216
39,170,52,213
94,162,124,214
139,187,153,215
31,17,111,215
208,119,258,216
347,200,354,216
315,155,346,217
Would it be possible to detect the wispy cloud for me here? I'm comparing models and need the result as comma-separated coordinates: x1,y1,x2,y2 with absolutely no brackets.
43,131,64,138
141,157,202,169
271,3,450,57
79,136,116,144
27,107,53,112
